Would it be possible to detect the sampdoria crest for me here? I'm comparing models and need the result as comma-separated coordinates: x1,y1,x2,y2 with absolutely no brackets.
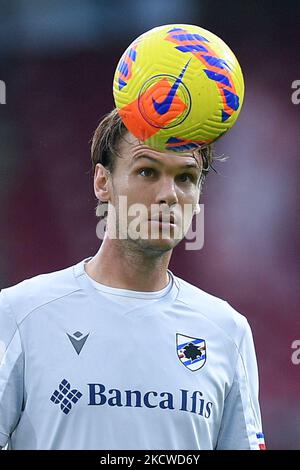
176,333,207,371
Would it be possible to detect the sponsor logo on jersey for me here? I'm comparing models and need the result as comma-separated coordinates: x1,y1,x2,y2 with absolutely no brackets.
67,330,89,355
50,379,82,414
176,334,207,371
50,379,213,418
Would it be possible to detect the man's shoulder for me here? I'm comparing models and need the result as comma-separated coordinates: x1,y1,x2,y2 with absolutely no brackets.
174,274,249,343
0,261,81,325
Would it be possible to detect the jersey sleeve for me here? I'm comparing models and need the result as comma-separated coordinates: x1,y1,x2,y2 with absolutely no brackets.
215,318,266,450
0,290,24,448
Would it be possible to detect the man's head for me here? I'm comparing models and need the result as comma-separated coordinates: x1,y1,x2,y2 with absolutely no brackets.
91,109,214,255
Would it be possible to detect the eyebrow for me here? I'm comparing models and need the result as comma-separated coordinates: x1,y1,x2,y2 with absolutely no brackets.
131,154,201,171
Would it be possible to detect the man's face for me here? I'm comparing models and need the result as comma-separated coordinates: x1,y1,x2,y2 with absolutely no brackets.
96,132,202,254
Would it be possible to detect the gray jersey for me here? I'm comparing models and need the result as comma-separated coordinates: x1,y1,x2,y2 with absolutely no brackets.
0,257,265,449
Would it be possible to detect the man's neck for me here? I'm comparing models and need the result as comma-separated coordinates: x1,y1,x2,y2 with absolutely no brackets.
85,237,172,292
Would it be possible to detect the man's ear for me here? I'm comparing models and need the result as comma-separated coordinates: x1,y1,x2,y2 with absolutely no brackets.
94,163,111,203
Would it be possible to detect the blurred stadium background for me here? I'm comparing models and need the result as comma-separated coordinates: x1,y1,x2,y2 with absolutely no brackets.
0,0,299,449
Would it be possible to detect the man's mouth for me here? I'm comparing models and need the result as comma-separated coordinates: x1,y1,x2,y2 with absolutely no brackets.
148,213,176,224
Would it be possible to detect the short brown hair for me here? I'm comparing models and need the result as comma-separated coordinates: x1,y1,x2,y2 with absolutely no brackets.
91,109,216,216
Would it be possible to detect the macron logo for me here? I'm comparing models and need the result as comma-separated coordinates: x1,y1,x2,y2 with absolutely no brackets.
67,331,89,355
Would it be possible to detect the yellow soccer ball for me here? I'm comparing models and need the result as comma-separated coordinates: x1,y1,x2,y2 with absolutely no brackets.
113,24,244,152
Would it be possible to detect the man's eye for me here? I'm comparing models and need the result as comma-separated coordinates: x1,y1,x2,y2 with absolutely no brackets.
178,173,195,183
139,168,156,177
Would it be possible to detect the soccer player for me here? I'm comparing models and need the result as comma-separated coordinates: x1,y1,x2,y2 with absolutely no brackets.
0,109,265,450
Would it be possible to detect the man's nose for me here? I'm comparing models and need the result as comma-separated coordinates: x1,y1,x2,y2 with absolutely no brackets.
155,175,178,206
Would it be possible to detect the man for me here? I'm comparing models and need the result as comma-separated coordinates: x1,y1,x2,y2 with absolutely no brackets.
0,109,265,450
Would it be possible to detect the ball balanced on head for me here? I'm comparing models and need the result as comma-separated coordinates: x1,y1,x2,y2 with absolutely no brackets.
113,24,244,152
